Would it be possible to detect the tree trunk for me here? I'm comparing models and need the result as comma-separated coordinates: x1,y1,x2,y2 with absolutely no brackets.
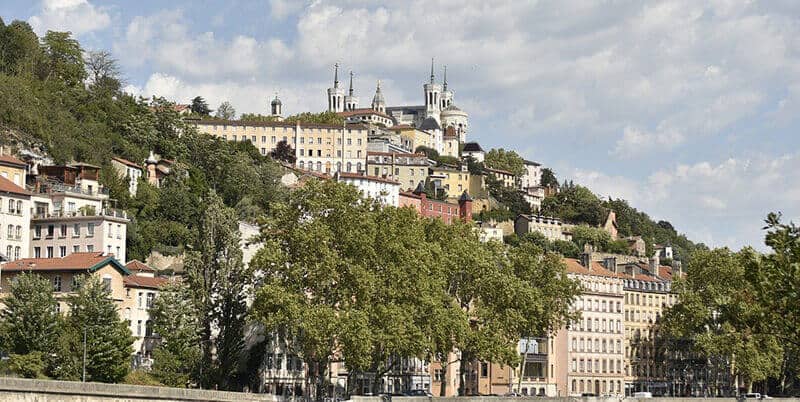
439,360,449,397
458,351,472,396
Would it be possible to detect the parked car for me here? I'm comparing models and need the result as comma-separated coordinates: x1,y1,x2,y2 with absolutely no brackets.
633,392,653,398
504,392,523,397
743,393,762,400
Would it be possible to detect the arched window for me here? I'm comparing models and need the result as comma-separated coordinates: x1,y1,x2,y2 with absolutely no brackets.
299,161,305,169
336,162,342,172
571,380,576,393
357,162,362,172
15,200,21,213
347,162,352,172
316,162,322,171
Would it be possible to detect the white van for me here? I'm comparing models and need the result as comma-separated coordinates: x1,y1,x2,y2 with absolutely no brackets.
633,392,653,398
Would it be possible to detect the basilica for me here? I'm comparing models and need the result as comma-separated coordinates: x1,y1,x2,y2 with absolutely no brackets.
325,60,469,147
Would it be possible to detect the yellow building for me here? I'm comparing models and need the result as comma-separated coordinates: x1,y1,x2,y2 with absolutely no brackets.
393,125,435,152
192,120,369,174
442,126,460,158
0,155,27,187
486,167,516,188
366,151,430,191
429,166,486,199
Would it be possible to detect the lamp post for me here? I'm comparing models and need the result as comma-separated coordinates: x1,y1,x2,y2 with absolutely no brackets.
82,325,87,382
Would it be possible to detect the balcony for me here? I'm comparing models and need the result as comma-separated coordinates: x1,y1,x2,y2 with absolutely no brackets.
32,207,127,220
28,181,109,198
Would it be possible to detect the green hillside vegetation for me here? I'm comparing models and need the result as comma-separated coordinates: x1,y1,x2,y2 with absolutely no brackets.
0,21,286,261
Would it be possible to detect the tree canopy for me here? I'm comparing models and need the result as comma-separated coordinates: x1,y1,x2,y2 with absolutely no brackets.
484,148,526,177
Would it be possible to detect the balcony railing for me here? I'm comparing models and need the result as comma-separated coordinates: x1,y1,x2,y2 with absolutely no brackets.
32,208,127,220
28,182,109,197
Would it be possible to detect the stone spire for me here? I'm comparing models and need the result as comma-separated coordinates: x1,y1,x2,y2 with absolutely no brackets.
348,70,354,96
430,57,435,84
443,65,448,91
334,63,340,88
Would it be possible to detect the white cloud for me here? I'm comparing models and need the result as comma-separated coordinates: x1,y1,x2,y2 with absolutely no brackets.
612,125,685,157
28,0,110,36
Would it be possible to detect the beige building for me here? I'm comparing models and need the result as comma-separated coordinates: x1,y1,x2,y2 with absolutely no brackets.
0,155,27,187
366,151,429,191
393,125,435,153
555,257,625,397
514,214,572,242
442,127,460,158
0,252,130,314
486,167,516,188
121,260,170,370
192,120,369,174
429,166,486,200
0,176,31,261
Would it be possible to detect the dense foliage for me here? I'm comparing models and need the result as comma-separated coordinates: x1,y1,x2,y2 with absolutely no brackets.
484,148,526,177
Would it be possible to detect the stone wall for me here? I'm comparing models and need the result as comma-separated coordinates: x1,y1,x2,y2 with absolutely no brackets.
353,397,800,402
0,377,279,402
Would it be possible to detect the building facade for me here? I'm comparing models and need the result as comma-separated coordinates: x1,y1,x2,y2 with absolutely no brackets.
0,176,31,261
121,260,170,370
192,120,369,175
555,257,626,397
515,214,572,242
111,157,143,196
365,151,429,191
335,172,400,207
399,187,472,225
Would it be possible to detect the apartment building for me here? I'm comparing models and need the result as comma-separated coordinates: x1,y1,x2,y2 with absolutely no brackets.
192,120,369,175
393,125,435,153
399,186,472,224
429,166,485,200
121,260,170,369
0,252,130,313
28,164,128,262
365,151,429,191
0,176,31,261
485,167,516,188
555,256,626,397
335,172,400,207
0,155,27,187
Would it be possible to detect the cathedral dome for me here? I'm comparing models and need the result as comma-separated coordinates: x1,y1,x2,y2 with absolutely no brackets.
271,96,282,106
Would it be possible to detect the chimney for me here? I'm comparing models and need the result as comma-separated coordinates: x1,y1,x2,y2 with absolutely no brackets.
649,255,660,274
603,257,617,273
580,253,591,269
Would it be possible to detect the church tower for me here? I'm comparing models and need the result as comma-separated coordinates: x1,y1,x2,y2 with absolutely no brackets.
327,63,345,113
423,58,442,121
371,80,386,113
270,93,283,120
440,65,453,109
344,71,359,111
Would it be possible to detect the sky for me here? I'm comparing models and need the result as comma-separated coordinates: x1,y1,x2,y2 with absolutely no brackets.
3,0,800,251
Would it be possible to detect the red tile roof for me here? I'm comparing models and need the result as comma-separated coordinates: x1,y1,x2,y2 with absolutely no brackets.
0,155,26,168
0,176,29,197
1,252,128,273
125,259,155,273
390,125,414,131
123,275,170,289
112,157,142,169
563,258,624,278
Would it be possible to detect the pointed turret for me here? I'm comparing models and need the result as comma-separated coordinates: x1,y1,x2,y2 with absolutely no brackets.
348,70,354,96
371,80,385,113
327,63,345,112
344,70,359,111
430,57,435,84
424,58,442,120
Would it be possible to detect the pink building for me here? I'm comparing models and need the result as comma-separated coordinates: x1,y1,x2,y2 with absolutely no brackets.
399,185,472,224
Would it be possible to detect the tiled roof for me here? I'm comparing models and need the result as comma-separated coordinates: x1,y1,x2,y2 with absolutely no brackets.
0,176,29,197
0,155,26,168
462,142,484,153
124,275,170,289
419,117,441,131
563,258,624,278
524,159,541,166
112,157,142,170
1,252,128,273
125,259,155,273
337,172,400,185
337,108,392,119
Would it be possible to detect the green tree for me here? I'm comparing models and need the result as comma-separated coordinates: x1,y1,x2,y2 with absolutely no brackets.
185,190,250,390
484,148,526,177
282,111,343,125
215,101,236,120
0,272,60,357
269,139,296,164
150,281,201,387
485,175,531,217
190,96,211,116
40,31,86,87
63,275,134,383
541,185,607,226
540,168,558,188
85,50,121,93
0,20,42,76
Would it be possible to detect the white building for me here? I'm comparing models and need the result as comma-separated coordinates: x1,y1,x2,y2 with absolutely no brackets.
0,177,31,261
335,172,400,207
520,160,543,190
514,214,572,242
122,260,169,370
111,157,144,196
462,142,485,163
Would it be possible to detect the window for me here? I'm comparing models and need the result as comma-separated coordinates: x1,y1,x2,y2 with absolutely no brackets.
434,369,443,382
6,225,12,239
72,223,80,236
34,225,41,238
138,292,143,308
59,246,66,257
46,246,53,258
6,199,12,213
73,245,79,253
6,245,11,259
145,320,153,337
53,276,62,292
146,292,155,308
137,320,142,336
102,276,112,292
87,245,94,252
87,223,95,236
34,247,41,258
480,362,488,377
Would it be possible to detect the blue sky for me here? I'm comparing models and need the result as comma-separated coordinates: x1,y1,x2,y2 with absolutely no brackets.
3,0,800,250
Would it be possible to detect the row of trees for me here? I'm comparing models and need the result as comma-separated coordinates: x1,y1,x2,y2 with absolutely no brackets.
661,213,800,395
